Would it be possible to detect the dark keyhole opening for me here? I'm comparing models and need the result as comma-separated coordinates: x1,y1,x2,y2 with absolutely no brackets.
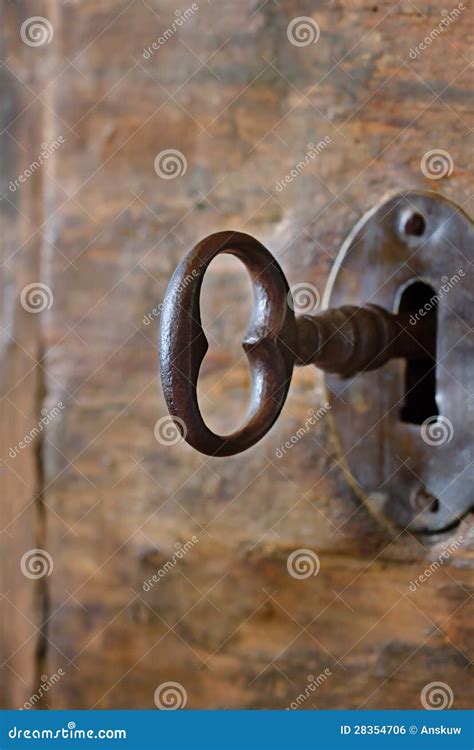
398,281,439,425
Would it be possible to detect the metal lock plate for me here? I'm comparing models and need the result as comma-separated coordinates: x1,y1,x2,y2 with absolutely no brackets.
324,191,473,533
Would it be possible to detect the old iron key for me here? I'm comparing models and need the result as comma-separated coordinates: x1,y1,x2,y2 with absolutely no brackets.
159,229,435,457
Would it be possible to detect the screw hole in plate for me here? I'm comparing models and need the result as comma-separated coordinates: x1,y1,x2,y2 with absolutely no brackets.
410,485,440,513
404,212,426,237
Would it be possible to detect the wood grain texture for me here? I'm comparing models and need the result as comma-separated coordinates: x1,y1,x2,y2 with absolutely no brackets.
2,0,473,709
0,1,49,708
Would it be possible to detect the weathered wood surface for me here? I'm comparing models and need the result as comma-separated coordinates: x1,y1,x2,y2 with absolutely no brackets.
0,2,48,709
1,0,473,709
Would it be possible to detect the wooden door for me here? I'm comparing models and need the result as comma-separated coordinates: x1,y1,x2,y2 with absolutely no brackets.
1,0,472,709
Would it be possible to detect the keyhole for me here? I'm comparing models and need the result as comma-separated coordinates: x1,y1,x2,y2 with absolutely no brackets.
398,280,439,425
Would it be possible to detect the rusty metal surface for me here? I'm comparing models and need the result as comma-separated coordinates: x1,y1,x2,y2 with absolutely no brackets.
295,306,435,374
160,191,472,532
324,191,473,533
160,231,296,456
160,206,437,458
